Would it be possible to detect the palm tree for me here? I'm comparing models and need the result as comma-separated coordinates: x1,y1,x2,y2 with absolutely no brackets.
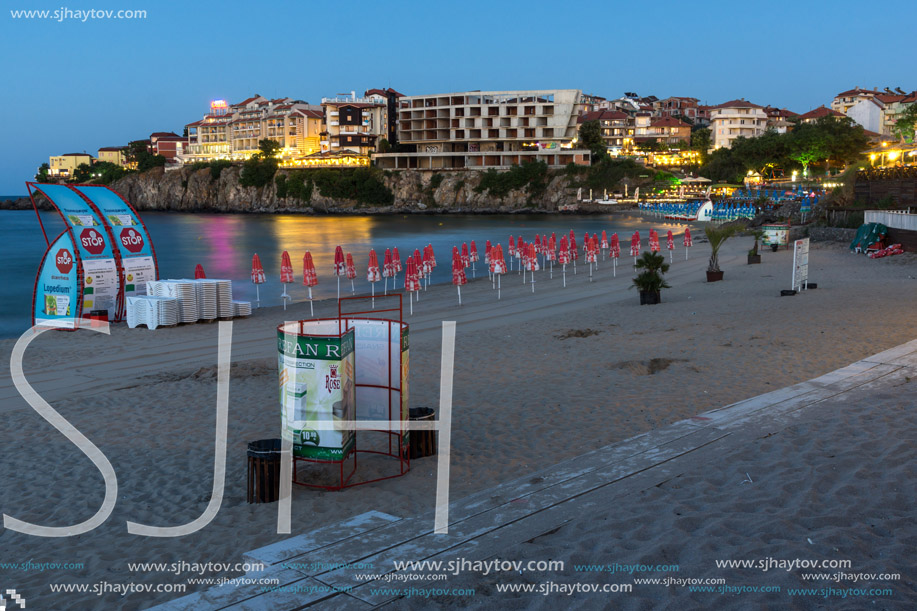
704,224,739,273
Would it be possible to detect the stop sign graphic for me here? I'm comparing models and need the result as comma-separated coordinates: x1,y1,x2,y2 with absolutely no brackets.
79,228,107,255
55,248,74,273
120,227,145,253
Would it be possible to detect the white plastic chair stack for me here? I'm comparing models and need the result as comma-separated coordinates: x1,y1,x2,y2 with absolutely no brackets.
231,301,253,317
126,296,179,329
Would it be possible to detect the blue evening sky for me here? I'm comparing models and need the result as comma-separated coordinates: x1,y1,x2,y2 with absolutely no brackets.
1,0,913,195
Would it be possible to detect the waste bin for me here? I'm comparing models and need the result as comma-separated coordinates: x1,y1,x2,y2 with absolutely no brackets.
409,407,436,459
247,438,282,503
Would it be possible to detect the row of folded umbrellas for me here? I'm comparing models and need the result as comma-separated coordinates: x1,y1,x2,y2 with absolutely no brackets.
239,228,695,313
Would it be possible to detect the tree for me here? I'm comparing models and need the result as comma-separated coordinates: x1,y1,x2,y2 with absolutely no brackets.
788,123,828,175
257,138,282,160
72,163,94,183
691,128,711,162
577,120,607,161
35,162,51,182
376,138,392,153
893,104,917,142
126,140,166,172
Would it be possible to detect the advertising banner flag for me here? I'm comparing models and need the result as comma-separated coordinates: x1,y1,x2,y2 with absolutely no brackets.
33,232,81,328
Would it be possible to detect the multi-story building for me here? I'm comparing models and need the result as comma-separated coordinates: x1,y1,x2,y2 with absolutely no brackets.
709,99,768,149
846,97,885,134
874,91,917,136
374,89,591,170
764,107,798,134
653,97,702,122
635,116,692,147
181,95,323,163
97,146,128,166
150,132,188,160
320,92,392,156
49,153,94,178
363,88,406,144
797,105,846,124
831,87,879,115
577,109,632,151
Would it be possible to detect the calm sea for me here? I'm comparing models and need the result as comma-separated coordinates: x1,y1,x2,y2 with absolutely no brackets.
0,210,685,338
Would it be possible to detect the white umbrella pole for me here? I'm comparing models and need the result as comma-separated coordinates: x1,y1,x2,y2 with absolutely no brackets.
457,285,462,306
686,247,689,261
337,277,340,300
350,279,355,294
531,271,535,293
550,260,553,279
255,284,260,308
409,294,413,315
384,277,388,295
589,263,593,282
472,262,475,279
498,274,501,300
670,250,673,264
308,287,313,317
563,264,566,288
522,267,526,284
371,283,375,309
282,283,288,311
573,260,576,275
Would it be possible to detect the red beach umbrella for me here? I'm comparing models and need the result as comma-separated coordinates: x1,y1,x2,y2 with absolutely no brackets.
684,227,693,260
649,229,660,253
393,246,403,274
194,264,206,279
558,236,570,287
280,250,294,310
422,246,433,290
302,251,318,316
367,249,381,307
413,249,423,300
334,245,346,299
404,256,420,315
452,248,467,306
592,233,600,269
383,248,394,295
461,242,470,268
546,234,557,279
611,233,620,277
631,231,641,266
490,243,507,298
469,240,479,278
345,253,356,294
525,243,539,292
666,230,675,263
509,235,516,271
601,230,609,250
427,243,437,268
569,234,578,275
251,253,266,308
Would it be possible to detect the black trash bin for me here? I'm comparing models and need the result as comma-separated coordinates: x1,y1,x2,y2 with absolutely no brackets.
247,439,282,503
409,407,436,459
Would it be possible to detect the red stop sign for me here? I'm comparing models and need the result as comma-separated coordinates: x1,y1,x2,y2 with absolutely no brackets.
79,228,106,255
119,227,145,253
55,248,74,274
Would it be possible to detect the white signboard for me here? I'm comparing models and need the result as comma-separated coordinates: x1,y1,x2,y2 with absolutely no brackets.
792,238,809,291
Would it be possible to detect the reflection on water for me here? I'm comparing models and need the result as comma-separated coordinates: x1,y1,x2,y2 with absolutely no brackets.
0,210,688,338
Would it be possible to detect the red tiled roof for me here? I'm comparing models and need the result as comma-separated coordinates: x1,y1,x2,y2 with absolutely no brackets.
293,109,323,119
153,135,186,141
710,99,764,110
60,152,92,156
324,102,381,108
799,106,846,120
150,131,180,138
98,146,126,151
650,116,690,128
835,87,877,98
577,109,629,123
185,120,204,127
232,95,262,107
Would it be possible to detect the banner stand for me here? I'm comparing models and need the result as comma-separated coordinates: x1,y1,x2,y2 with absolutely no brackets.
279,295,410,491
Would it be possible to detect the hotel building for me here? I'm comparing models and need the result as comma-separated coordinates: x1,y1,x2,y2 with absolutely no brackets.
709,99,768,149
373,89,591,170
49,152,94,178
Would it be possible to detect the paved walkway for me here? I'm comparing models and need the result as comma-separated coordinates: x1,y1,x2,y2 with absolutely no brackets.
151,340,917,610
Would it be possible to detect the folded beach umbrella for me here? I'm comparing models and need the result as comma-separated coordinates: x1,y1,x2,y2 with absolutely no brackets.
194,264,206,279
684,227,693,260
490,243,507,298
569,233,578,274
367,249,381,307
592,233,600,269
469,240,479,278
558,236,570,287
534,234,542,266
546,234,557,279
280,250,294,310
461,242,470,269
601,230,609,252
251,253,266,308
302,251,318,316
452,248,467,306
667,230,675,263
346,253,356,293
508,235,516,271
516,235,524,274
383,248,394,295
525,242,539,292
404,256,420,315
413,249,423,300
631,231,641,267
422,246,433,290
649,229,660,253
392,246,403,278
334,245,346,300
610,233,620,277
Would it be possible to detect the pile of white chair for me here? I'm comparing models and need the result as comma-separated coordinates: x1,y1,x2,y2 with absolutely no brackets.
126,279,251,330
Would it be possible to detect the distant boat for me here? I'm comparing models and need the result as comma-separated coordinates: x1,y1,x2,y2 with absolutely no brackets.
594,198,618,205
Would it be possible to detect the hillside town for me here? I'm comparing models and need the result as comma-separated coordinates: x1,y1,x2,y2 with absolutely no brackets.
40,86,917,184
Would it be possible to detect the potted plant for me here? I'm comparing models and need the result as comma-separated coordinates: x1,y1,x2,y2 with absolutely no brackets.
704,224,739,282
747,229,764,264
631,251,671,304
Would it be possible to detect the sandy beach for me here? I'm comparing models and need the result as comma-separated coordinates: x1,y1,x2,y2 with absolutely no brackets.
1,219,916,610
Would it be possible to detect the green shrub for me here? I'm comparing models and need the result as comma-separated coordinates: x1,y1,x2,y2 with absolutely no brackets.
474,160,548,199
240,157,278,188
209,160,232,181
310,167,393,206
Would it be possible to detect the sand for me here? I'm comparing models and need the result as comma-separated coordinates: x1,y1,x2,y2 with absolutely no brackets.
1,217,916,609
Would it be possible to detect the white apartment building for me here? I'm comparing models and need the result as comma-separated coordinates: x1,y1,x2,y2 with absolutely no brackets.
181,95,323,163
320,92,391,156
373,89,590,170
831,87,879,115
709,99,768,149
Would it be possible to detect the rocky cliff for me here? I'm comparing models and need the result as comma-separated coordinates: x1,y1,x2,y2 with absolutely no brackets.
100,166,580,214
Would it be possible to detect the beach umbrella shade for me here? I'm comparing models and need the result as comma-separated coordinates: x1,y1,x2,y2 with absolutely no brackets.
516,236,524,274
422,246,433,290
461,242,470,270
412,249,423,301
404,256,420,315
280,250,294,310
302,251,318,316
490,244,506,298
392,246,403,283
649,229,660,253
526,243,539,292
469,240,479,278
558,236,570,287
334,245,346,299
592,233,600,269
346,253,356,293
508,236,516,271
367,249,381,307
194,264,206,279
610,233,620,277
601,230,609,260
684,227,693,260
452,248,467,306
383,248,394,295
251,253,266,308
666,230,675,263
427,243,437,269
547,234,557,279
569,234,578,274
630,231,641,267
